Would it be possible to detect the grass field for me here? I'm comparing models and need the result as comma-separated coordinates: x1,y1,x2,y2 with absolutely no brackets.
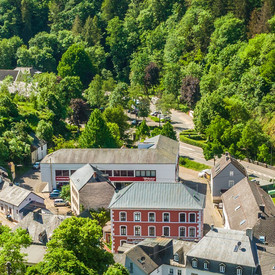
179,157,211,171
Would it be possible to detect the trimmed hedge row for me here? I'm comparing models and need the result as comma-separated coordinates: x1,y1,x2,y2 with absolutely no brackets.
180,135,206,149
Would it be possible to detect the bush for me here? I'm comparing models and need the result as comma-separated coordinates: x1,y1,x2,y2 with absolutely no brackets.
180,135,206,149
179,157,210,171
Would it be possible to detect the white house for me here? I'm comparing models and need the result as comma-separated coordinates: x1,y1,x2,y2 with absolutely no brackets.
30,133,47,164
40,135,179,190
0,183,45,221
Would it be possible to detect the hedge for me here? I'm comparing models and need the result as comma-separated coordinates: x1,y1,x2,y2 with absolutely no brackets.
180,135,206,149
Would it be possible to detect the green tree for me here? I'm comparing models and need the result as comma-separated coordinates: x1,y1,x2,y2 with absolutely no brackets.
104,263,130,275
59,76,83,105
60,184,70,202
57,44,95,87
0,226,31,275
136,120,150,140
47,217,114,273
101,0,130,21
84,75,105,108
161,122,177,140
79,109,118,148
137,98,150,118
257,143,271,163
36,120,53,143
109,82,129,108
82,16,102,46
26,248,95,275
103,106,129,137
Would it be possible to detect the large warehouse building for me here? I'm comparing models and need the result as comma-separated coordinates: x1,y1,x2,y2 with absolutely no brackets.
40,135,179,190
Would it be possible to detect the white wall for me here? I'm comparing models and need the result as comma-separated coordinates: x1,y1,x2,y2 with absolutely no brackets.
186,267,221,275
151,264,186,275
41,163,177,190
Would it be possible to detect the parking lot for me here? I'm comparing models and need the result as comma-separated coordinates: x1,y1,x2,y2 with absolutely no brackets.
17,168,71,216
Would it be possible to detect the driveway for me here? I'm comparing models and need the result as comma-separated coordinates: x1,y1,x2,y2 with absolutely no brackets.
179,166,223,231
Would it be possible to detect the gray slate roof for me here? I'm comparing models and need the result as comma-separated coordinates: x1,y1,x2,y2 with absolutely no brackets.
222,178,275,231
14,209,69,244
109,182,205,210
0,70,18,81
0,184,43,207
187,228,258,267
41,135,179,165
257,244,275,275
70,164,114,191
212,153,247,178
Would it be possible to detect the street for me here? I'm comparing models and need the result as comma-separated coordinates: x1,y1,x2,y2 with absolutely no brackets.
146,109,275,182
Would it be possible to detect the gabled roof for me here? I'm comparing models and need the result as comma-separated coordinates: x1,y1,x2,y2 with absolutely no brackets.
30,133,46,150
0,70,19,81
14,209,69,244
109,182,205,210
0,184,44,207
41,135,179,165
70,164,114,191
211,153,247,178
222,178,275,231
253,217,275,246
187,228,258,267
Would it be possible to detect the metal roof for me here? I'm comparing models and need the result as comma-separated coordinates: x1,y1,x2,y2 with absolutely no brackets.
187,228,258,267
41,135,179,165
109,182,205,210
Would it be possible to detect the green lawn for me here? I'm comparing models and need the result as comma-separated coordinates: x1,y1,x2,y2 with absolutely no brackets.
272,198,275,205
179,157,211,171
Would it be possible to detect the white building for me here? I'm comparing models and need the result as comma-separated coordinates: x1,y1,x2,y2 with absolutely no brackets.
41,135,179,190
30,133,47,164
0,183,45,221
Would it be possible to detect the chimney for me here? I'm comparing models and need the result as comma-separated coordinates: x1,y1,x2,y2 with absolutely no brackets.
246,228,253,241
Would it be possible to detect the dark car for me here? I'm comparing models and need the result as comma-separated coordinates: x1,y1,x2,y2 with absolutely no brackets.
32,162,40,170
49,192,60,199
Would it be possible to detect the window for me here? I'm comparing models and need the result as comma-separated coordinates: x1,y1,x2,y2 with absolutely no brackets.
55,170,69,177
219,264,226,273
120,212,126,221
134,212,141,221
191,258,198,268
189,213,196,222
229,180,235,187
236,267,242,275
230,171,234,176
120,226,127,235
163,213,170,222
177,271,182,275
148,212,155,222
63,170,69,176
179,213,186,222
0,205,3,210
134,226,141,236
135,170,156,177
148,226,155,236
189,227,196,238
101,170,112,176
174,253,179,262
113,170,134,177
129,262,133,273
169,269,174,274
204,261,209,270
179,227,186,237
163,226,170,236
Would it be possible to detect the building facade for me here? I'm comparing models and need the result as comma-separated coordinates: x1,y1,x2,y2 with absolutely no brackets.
41,135,179,190
210,153,247,202
109,182,205,252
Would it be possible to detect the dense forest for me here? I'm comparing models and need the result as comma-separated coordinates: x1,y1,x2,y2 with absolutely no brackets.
0,0,274,165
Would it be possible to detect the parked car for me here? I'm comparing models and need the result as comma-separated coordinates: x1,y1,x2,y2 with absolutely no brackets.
54,199,69,207
49,192,60,199
131,119,138,126
150,111,160,116
163,116,171,122
32,162,40,170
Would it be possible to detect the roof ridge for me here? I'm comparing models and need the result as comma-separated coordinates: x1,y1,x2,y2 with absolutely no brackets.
109,183,136,208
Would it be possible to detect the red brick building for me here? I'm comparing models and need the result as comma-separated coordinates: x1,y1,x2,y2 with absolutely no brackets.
109,182,205,252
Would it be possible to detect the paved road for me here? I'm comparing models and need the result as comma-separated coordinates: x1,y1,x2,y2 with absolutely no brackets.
147,108,275,182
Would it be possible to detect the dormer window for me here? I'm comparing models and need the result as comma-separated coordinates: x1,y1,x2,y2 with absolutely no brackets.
236,266,242,275
219,263,226,273
204,261,209,270
191,258,198,268
173,253,179,262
